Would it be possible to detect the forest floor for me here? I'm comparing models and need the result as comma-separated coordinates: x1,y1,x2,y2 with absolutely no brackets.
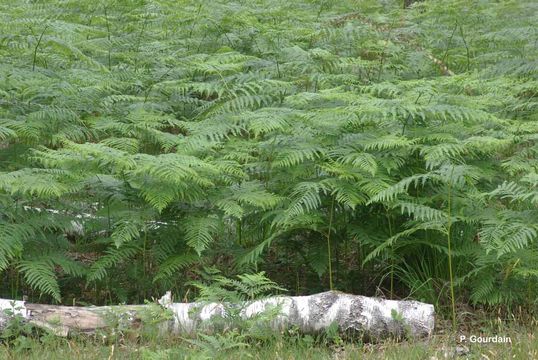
1,319,536,359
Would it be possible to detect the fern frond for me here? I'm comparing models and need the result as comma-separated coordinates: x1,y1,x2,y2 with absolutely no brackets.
367,173,437,204
18,258,61,301
154,253,200,282
87,244,140,282
183,216,220,256
396,201,446,222
277,182,328,223
111,219,141,248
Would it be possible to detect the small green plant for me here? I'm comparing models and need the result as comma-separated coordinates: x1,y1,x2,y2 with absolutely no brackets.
323,321,344,347
0,308,35,350
184,269,287,352
185,330,249,359
390,309,413,340
138,301,175,339
0,305,69,355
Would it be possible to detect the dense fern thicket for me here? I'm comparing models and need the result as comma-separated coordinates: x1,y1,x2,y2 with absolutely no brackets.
0,0,536,313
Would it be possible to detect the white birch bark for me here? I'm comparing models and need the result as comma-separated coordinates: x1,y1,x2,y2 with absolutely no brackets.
0,291,434,339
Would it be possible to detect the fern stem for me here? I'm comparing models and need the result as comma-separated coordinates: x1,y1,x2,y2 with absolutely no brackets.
459,25,471,71
327,196,335,291
104,6,112,71
32,25,48,71
388,211,394,300
447,178,457,331
237,218,242,245
133,14,149,72
296,269,300,295
335,235,340,285
187,3,203,51
441,23,458,66
377,20,395,82
143,225,148,278
107,203,111,233
10,266,16,299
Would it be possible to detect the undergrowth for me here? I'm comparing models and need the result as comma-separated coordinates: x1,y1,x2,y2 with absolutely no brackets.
0,0,537,331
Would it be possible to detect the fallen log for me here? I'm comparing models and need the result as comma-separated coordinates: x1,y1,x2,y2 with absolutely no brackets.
0,291,434,340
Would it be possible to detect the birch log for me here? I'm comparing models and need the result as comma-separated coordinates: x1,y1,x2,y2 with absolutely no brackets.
0,291,434,339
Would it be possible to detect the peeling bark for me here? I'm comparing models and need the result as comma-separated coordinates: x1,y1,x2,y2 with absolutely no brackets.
0,291,434,340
